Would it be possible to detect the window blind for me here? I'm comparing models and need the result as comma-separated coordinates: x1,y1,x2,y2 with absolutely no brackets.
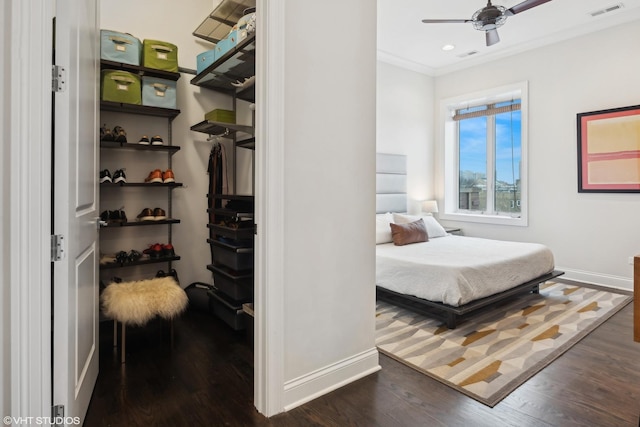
453,102,521,121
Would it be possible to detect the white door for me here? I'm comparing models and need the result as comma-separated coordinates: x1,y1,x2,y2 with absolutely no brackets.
52,0,100,423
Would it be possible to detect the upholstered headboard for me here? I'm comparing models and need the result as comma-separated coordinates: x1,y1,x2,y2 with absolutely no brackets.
376,153,407,213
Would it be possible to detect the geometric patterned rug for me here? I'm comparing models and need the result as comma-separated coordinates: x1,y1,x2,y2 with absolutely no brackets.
375,281,632,407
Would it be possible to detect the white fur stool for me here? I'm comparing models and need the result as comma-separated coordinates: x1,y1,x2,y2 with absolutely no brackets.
101,276,188,363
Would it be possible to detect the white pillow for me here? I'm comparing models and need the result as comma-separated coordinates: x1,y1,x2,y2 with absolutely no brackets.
392,213,448,238
376,213,394,244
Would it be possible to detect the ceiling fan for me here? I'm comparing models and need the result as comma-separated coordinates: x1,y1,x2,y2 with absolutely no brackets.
421,0,553,47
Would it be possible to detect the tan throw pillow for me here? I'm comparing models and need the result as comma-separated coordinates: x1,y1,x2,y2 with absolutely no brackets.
389,219,429,246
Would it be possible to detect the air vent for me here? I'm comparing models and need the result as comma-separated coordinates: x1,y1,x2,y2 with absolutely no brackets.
457,50,479,58
589,3,623,17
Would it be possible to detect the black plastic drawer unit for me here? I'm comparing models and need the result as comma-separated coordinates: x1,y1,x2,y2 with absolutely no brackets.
207,289,246,331
208,238,254,271
207,264,253,301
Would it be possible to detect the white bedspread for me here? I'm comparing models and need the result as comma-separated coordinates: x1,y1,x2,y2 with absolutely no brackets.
376,235,555,307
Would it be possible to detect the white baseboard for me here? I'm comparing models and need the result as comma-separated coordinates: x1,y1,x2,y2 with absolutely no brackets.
283,347,381,411
558,267,632,292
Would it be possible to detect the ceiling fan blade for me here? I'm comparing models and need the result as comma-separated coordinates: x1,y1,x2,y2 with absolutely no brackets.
505,0,552,16
486,29,500,46
421,19,472,24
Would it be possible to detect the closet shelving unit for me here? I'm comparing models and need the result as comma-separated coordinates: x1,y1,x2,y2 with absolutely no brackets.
189,32,256,150
99,59,183,271
191,0,256,331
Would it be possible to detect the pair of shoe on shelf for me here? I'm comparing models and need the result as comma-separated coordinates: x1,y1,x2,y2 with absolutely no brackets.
136,207,167,222
145,169,175,183
143,243,175,259
156,268,179,283
101,125,127,143
101,209,127,224
138,135,164,146
115,249,142,265
100,125,163,146
100,169,126,184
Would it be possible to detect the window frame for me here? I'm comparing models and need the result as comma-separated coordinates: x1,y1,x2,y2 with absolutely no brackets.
439,81,529,227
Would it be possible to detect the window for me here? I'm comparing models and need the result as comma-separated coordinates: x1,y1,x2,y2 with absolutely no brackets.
441,82,528,226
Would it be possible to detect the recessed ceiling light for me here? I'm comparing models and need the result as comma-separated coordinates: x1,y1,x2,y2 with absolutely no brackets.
442,44,455,51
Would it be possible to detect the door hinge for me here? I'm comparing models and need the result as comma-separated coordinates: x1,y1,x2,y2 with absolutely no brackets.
52,65,67,92
51,404,64,427
51,234,65,261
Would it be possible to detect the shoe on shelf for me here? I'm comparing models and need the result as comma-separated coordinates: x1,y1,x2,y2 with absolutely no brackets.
127,250,142,263
115,250,128,264
99,169,112,183
107,210,122,224
138,135,150,145
151,135,164,146
162,169,175,183
143,243,163,259
113,126,127,143
136,208,155,221
113,169,127,184
161,243,175,258
153,207,167,221
100,210,111,224
111,209,127,224
144,169,163,183
100,124,114,141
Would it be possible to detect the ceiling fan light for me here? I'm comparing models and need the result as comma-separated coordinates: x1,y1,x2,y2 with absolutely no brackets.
472,4,507,31
486,28,500,46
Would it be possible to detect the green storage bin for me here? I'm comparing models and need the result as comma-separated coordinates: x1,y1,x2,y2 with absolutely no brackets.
143,39,178,72
205,109,236,124
101,70,141,105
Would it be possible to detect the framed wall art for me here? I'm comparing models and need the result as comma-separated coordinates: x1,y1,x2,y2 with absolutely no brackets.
577,104,640,192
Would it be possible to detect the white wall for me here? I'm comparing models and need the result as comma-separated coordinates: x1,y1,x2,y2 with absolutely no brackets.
100,0,249,287
280,0,379,408
3,0,54,419
376,61,435,213
433,20,640,290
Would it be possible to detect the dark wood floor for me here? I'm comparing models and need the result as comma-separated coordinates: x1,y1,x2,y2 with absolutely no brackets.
85,289,640,427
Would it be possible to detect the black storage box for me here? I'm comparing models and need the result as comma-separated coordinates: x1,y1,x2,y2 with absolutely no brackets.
208,264,253,301
208,289,245,331
209,238,254,271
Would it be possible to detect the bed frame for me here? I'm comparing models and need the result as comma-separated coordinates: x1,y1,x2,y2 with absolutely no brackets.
377,270,565,329
375,153,565,329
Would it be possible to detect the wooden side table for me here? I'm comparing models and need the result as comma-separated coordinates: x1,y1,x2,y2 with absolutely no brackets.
634,256,639,343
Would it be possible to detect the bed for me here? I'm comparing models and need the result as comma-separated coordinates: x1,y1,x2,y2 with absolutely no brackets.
375,153,563,328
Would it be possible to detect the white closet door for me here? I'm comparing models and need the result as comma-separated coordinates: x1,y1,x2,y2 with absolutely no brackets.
52,0,100,423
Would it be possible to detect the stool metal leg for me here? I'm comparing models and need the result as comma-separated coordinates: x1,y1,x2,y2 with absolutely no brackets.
113,319,117,347
121,322,126,364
